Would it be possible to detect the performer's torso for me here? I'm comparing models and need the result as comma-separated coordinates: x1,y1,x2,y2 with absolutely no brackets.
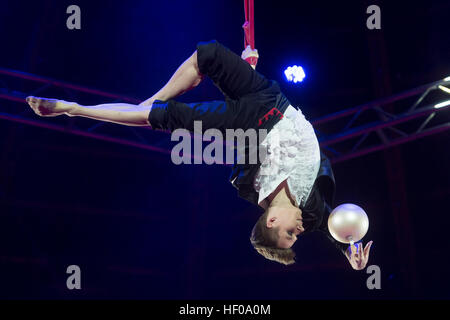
253,105,321,209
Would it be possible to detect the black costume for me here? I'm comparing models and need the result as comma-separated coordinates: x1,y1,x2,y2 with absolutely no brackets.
148,40,348,254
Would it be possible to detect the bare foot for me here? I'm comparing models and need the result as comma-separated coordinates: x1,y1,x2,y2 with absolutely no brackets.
26,96,76,117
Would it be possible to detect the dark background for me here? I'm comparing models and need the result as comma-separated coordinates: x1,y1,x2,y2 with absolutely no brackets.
0,0,449,299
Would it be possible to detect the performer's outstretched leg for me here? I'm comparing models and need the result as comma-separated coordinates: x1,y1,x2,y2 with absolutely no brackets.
26,51,204,127
26,41,268,132
26,96,151,126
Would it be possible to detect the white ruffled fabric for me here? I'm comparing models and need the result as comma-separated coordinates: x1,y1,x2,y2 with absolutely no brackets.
253,105,321,208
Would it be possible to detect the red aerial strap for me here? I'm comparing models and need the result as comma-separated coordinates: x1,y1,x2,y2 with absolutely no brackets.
243,0,254,49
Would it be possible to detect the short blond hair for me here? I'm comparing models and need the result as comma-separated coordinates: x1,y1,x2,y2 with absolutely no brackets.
249,209,296,265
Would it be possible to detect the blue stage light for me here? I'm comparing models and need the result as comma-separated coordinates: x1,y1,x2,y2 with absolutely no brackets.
284,65,306,83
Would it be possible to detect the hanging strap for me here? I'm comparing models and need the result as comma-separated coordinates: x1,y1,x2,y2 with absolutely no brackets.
243,0,254,49
242,0,257,66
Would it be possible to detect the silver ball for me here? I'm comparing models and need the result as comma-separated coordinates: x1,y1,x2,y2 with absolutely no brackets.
327,203,369,244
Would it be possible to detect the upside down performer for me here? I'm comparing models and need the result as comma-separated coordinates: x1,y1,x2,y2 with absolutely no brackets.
26,40,373,270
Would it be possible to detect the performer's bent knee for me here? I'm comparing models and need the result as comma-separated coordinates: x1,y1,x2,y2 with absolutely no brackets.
147,100,168,130
196,39,219,76
145,106,153,126
192,51,201,76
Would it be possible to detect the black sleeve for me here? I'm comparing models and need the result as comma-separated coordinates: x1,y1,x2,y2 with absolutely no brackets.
196,40,272,100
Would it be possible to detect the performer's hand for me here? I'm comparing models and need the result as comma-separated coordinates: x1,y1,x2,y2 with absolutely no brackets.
241,45,259,69
345,241,373,271
26,96,76,117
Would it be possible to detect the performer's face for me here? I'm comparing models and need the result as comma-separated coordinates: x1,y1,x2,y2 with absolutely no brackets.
266,207,304,249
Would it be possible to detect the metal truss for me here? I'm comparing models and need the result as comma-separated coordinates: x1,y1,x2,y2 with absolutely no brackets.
313,77,450,163
1,67,449,164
